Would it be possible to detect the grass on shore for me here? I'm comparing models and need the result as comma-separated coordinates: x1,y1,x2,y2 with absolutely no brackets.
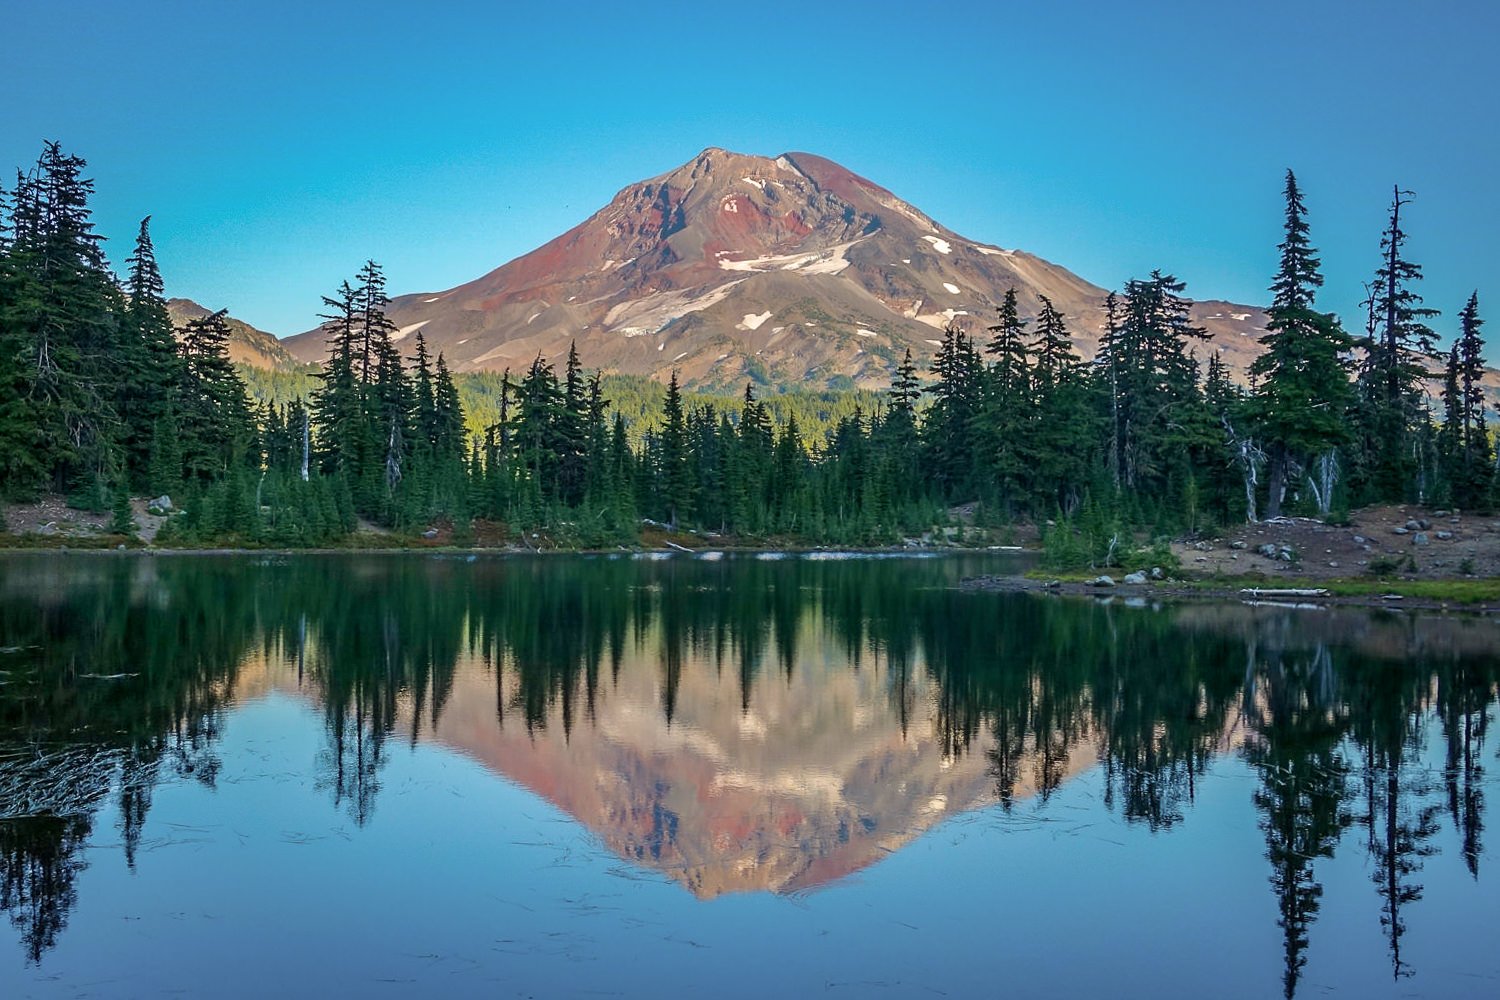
1025,567,1500,605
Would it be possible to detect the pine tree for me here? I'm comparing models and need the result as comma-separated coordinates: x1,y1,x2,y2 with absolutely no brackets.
1028,296,1090,513
1098,272,1211,497
1452,293,1493,509
176,309,253,482
146,407,183,497
110,480,136,537
556,342,589,506
924,322,984,499
659,370,692,527
119,216,181,488
309,281,363,481
1356,186,1440,502
1250,171,1353,518
982,287,1032,509
4,143,125,494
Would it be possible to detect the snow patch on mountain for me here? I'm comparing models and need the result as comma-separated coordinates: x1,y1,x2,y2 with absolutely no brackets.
922,235,952,255
717,238,863,276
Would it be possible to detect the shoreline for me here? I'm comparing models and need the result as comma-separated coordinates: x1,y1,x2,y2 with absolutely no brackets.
0,540,1013,558
959,573,1500,613
3,542,1494,612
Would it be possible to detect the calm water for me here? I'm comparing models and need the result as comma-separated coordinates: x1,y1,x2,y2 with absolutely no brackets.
0,553,1496,999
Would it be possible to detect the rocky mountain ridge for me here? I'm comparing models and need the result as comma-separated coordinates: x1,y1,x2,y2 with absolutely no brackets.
277,148,1272,388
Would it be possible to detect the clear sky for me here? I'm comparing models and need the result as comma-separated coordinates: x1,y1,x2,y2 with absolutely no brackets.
5,0,1496,354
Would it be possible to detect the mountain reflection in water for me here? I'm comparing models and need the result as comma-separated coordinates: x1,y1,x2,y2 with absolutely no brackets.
0,553,1496,998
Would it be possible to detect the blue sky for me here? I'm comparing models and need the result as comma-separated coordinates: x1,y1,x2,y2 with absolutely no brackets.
5,1,1496,354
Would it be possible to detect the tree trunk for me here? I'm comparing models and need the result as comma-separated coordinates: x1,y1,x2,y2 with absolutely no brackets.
1266,446,1286,520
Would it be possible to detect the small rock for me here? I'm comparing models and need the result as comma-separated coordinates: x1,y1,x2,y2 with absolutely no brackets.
1192,541,1211,551
1229,540,1248,550
151,495,173,512
1392,526,1409,536
1150,566,1164,580
1435,530,1453,540
1090,575,1116,588
1257,543,1278,558
1352,535,1367,544
1123,571,1148,585
1328,561,1339,568
1231,554,1239,560
1043,580,1062,590
1434,510,1449,517
422,528,439,539
1405,519,1422,531
1412,533,1429,546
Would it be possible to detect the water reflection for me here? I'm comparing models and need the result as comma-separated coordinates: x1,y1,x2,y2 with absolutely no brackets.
0,553,1495,996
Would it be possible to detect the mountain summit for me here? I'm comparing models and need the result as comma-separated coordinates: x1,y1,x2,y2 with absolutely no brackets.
283,148,1268,387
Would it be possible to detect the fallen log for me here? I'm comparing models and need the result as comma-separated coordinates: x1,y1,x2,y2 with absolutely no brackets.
1238,587,1331,599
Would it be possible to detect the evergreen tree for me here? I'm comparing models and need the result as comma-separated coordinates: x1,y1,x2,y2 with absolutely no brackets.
3,143,125,494
1028,296,1091,513
982,287,1032,509
1355,187,1440,502
1250,171,1354,518
176,309,253,482
309,280,363,481
1098,272,1211,498
118,216,181,487
1452,294,1493,509
659,370,692,527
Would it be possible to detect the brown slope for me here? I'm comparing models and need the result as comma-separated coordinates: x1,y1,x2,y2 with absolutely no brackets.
281,147,1269,388
167,298,298,370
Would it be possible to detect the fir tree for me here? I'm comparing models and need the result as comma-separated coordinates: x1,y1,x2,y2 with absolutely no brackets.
119,216,180,487
1451,294,1493,509
176,309,253,482
1356,187,1440,502
659,370,692,527
1250,171,1353,518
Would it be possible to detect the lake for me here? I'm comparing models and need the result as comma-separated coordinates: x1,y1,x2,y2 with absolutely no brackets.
0,552,1496,998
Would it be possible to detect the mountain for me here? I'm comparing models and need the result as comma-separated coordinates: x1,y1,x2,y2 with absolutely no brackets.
167,297,298,370
232,624,1097,899
280,148,1270,388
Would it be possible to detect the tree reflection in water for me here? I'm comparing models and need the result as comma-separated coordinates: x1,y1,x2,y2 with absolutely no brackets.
0,553,1493,994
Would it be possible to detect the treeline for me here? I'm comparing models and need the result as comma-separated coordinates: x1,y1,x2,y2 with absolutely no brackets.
1,145,1493,547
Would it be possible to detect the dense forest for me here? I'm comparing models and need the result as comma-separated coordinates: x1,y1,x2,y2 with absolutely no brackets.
0,143,1494,552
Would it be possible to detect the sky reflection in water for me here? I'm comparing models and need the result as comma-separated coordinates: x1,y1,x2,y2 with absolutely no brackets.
0,552,1496,998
